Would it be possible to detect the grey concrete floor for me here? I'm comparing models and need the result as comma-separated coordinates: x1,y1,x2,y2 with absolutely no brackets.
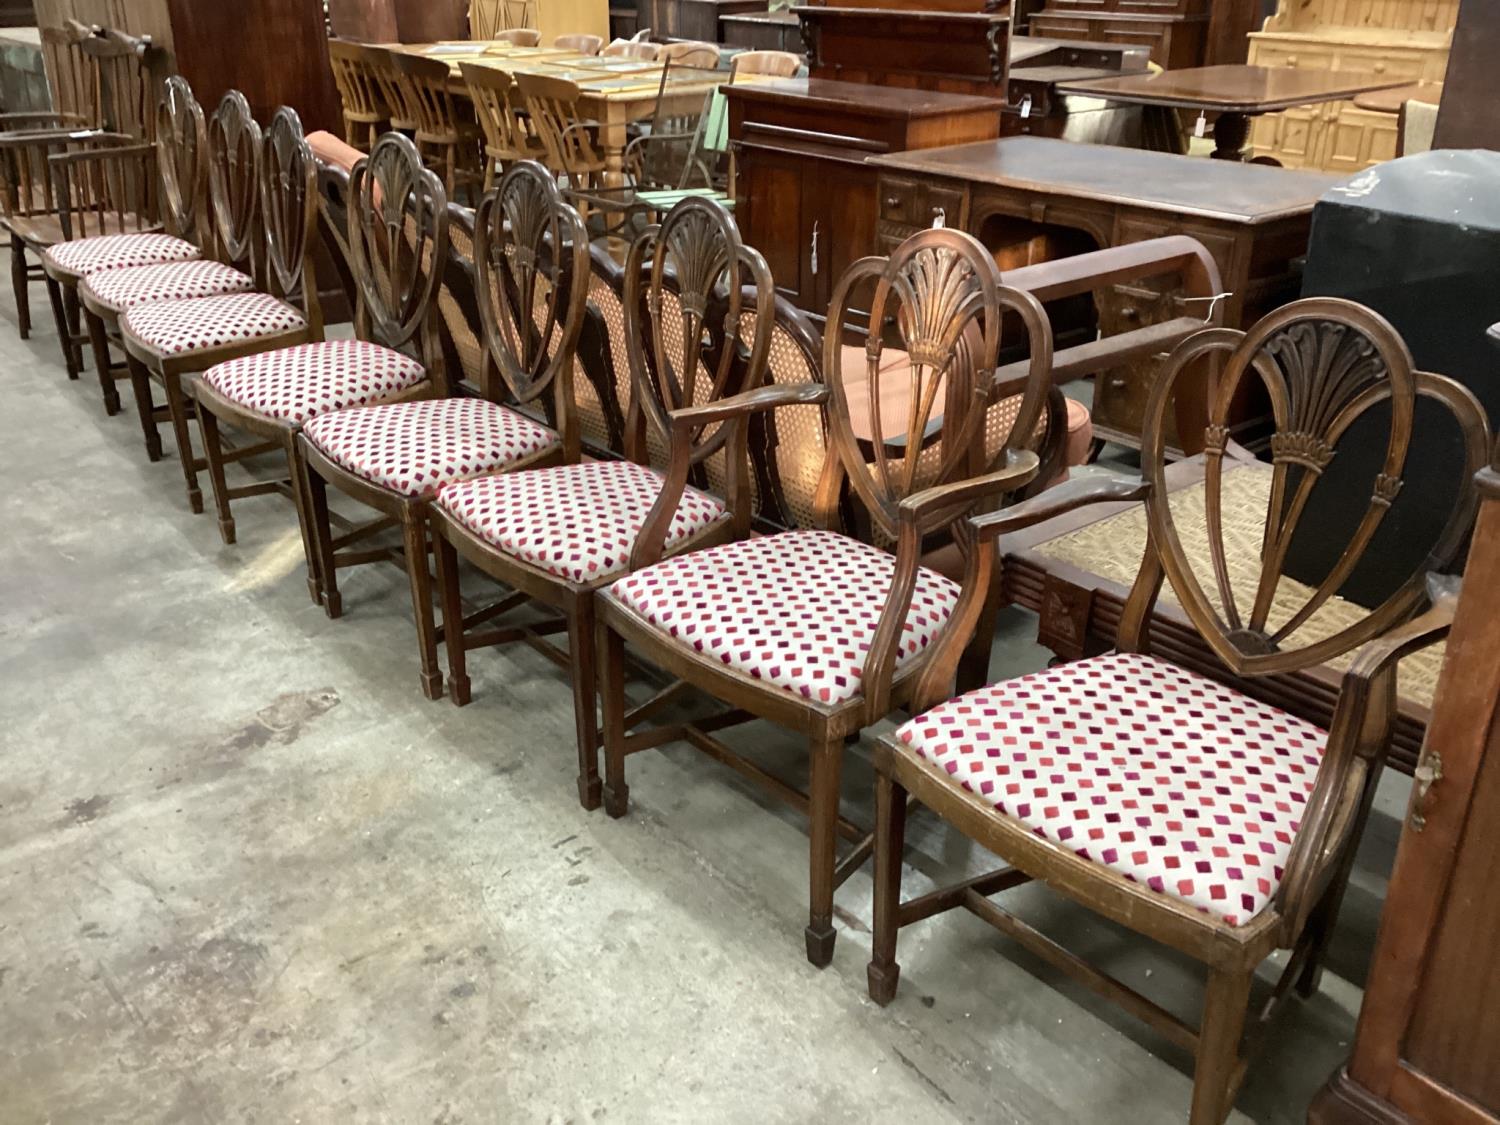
0,288,1412,1124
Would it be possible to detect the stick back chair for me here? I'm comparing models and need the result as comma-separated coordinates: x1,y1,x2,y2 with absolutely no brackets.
515,73,609,224
460,63,545,191
554,33,604,55
194,131,451,612
492,27,541,47
594,227,1053,966
328,39,389,151
389,50,484,203
300,157,583,699
431,195,777,807
728,49,802,79
866,298,1490,1124
78,86,263,421
118,105,323,515
363,46,418,135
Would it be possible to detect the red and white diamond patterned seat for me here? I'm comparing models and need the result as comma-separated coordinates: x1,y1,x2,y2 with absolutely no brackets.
608,528,962,705
42,232,200,280
892,651,1328,925
303,397,561,499
79,259,254,314
201,340,429,425
120,292,308,358
438,460,729,585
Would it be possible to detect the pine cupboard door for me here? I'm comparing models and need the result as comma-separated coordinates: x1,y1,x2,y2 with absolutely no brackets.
1312,465,1500,1125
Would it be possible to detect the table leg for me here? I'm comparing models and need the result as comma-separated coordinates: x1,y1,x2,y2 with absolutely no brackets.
599,105,628,191
1210,112,1251,161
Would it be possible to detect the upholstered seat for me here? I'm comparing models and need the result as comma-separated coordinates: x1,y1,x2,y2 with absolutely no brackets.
608,528,961,705
120,292,308,358
201,340,428,424
42,232,199,279
80,259,254,313
303,397,560,499
438,460,728,585
893,651,1327,925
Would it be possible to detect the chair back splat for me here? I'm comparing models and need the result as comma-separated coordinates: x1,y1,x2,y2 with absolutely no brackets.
206,90,262,276
156,75,207,244
474,159,590,456
622,195,776,563
259,107,324,341
347,131,450,370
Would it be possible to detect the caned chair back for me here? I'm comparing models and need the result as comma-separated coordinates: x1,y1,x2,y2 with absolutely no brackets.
461,63,536,164
656,41,720,69
516,73,605,180
554,33,603,55
729,49,801,79
573,244,635,456
389,51,469,144
348,131,450,359
1121,298,1490,680
258,107,322,333
206,90,262,271
622,196,775,524
327,39,387,147
363,45,417,133
602,40,658,61
155,75,207,243
474,160,589,455
821,228,1052,544
493,27,541,47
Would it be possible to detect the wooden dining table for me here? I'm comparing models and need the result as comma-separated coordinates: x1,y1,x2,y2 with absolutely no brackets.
386,41,733,189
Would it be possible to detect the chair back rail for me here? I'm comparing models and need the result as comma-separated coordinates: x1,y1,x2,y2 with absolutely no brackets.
327,39,388,146
515,73,605,183
460,63,537,171
474,159,590,460
206,90,262,274
363,46,417,133
347,131,450,366
389,51,468,143
258,106,323,338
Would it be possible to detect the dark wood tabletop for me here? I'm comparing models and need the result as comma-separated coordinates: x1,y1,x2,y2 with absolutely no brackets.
723,76,1007,117
1352,80,1444,115
1054,64,1408,114
866,136,1345,223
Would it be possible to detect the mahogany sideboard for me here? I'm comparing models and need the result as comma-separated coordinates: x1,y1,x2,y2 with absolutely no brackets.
1308,415,1500,1122
866,137,1342,452
725,77,1004,320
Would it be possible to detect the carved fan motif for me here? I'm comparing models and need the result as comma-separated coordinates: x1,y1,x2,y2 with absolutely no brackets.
207,91,261,268
348,132,447,350
258,107,315,303
155,76,205,242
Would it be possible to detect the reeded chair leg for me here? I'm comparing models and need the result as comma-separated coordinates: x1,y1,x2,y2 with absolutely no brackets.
11,235,30,339
805,731,845,968
161,370,202,513
434,535,470,705
198,406,236,544
125,354,163,462
599,621,628,818
568,593,602,811
1189,967,1252,1125
305,467,342,618
85,310,120,415
867,769,908,1004
401,506,444,701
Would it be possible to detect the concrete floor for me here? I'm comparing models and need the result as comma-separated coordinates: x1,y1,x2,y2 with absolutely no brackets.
0,288,1412,1124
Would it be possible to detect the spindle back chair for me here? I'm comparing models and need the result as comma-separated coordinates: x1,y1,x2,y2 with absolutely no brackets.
327,39,388,150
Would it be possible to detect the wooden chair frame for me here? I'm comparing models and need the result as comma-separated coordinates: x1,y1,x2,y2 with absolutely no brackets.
515,72,610,223
119,106,323,516
328,39,389,151
460,63,544,191
302,158,577,700
363,46,418,135
430,195,777,806
593,228,1053,965
865,298,1491,1124
389,51,484,204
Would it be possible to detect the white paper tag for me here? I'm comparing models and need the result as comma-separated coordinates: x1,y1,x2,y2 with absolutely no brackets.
931,207,946,229
1194,111,1207,138
1020,95,1032,120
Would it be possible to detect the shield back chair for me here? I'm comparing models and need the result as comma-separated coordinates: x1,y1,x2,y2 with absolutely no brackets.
594,227,1054,965
328,39,388,151
117,106,324,515
865,299,1490,1125
388,51,484,204
431,195,778,808
77,87,259,422
298,158,581,700
728,50,802,80
554,34,603,55
364,46,418,137
460,63,545,192
191,132,450,611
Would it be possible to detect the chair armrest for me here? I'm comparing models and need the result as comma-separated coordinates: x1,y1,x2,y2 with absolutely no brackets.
0,111,90,132
0,127,116,151
968,474,1150,544
667,380,827,434
1344,574,1460,687
896,450,1039,533
47,138,155,166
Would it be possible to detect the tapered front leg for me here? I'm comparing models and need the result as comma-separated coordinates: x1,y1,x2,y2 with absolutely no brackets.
198,403,235,544
402,505,444,701
805,731,845,968
11,236,31,339
599,619,628,818
568,593,602,811
285,435,322,605
433,534,469,706
125,353,162,462
1190,967,1252,1125
85,311,120,415
867,769,909,1003
161,370,202,513
304,465,342,618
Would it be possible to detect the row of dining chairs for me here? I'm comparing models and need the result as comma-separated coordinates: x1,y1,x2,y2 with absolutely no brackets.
6,74,1479,1125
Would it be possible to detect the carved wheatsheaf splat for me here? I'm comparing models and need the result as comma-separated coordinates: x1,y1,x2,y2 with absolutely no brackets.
155,76,205,243
207,91,261,269
1130,298,1490,678
258,107,315,305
